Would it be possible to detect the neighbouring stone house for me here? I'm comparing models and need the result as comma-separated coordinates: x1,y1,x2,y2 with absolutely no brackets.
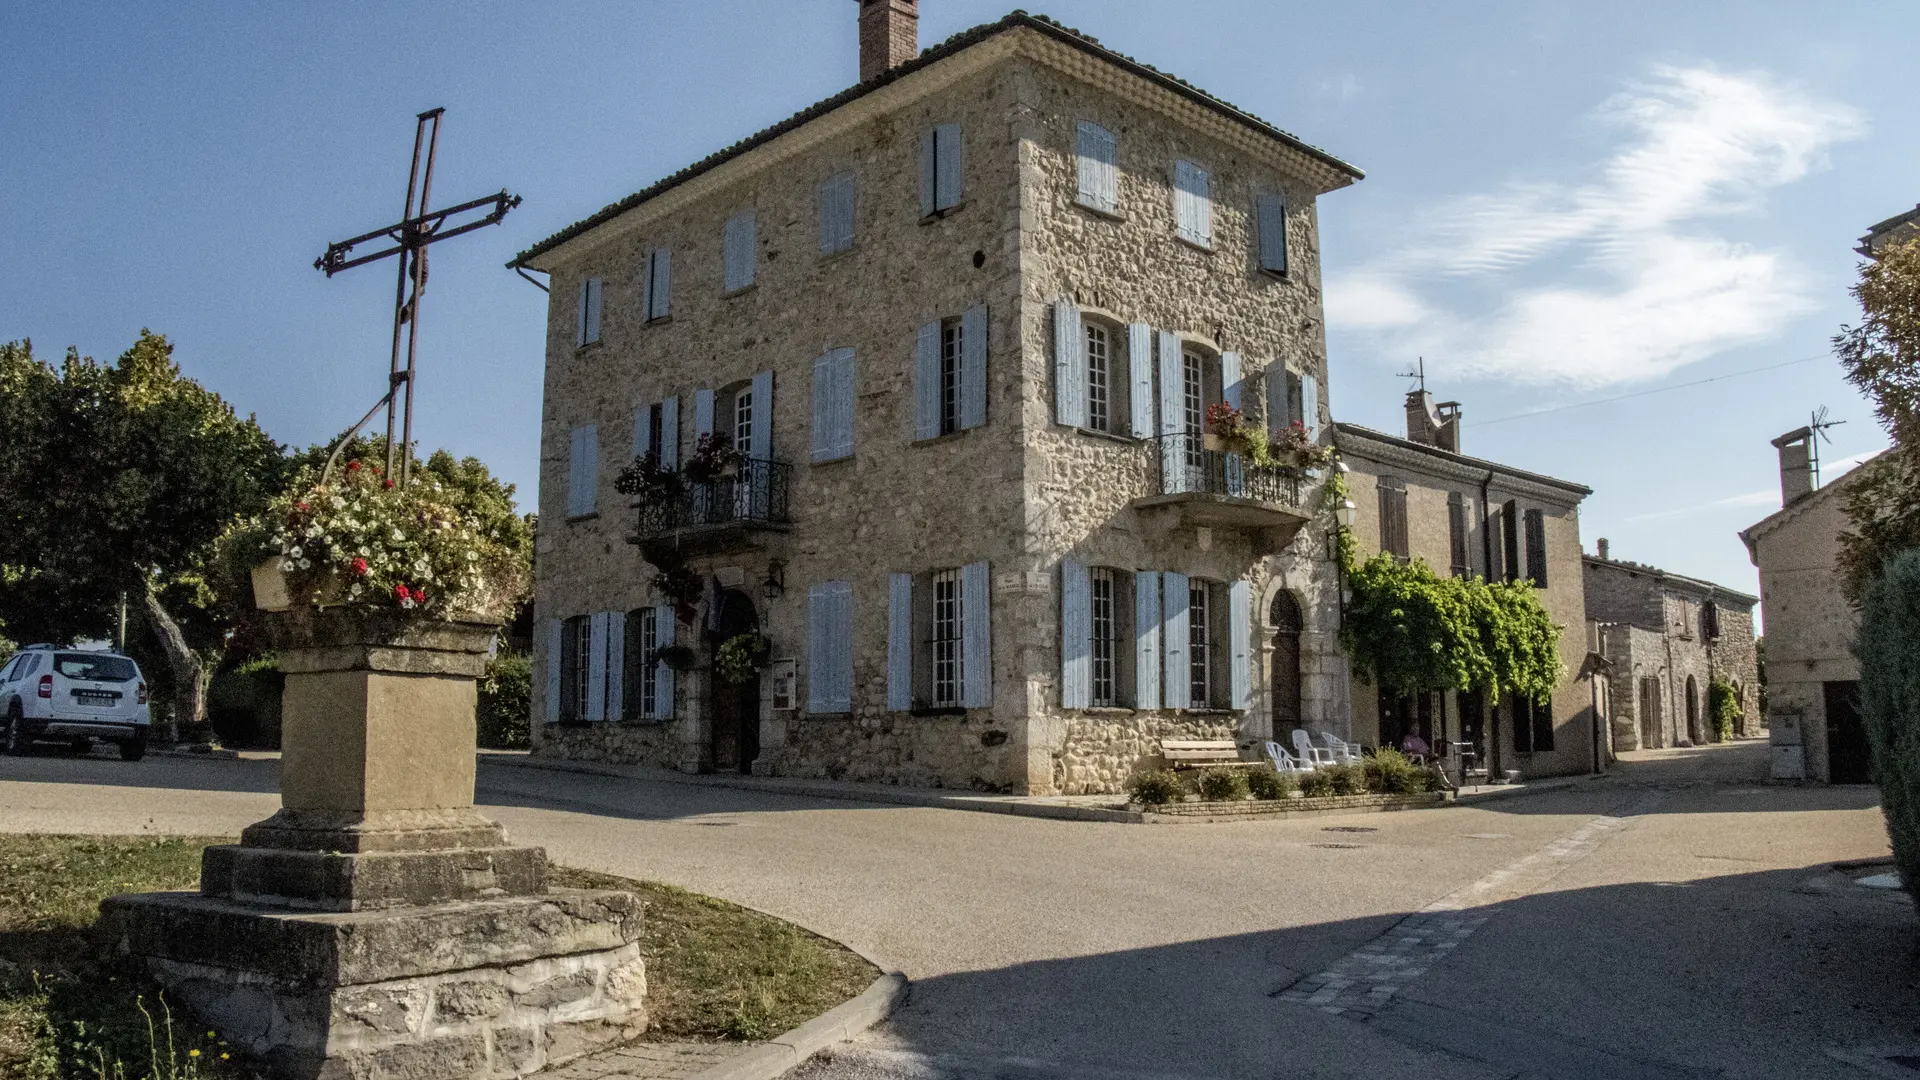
1740,427,1874,783
508,5,1363,794
1335,391,1602,782
1582,541,1759,752
1858,203,1920,257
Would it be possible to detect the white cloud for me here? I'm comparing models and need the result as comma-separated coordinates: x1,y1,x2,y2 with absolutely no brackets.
1327,65,1866,387
1620,448,1885,524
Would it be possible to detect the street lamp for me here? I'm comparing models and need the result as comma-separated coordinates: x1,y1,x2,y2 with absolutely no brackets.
1334,497,1356,532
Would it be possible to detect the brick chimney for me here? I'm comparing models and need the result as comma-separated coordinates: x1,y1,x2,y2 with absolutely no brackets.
1597,538,1610,561
1404,391,1463,453
1771,426,1815,505
858,0,919,82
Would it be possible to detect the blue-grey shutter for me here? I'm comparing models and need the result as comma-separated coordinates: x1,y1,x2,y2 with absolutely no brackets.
1134,571,1162,711
694,388,715,439
1162,572,1191,710
1076,121,1116,214
1158,331,1185,494
576,279,591,347
934,124,964,211
656,249,674,320
568,425,599,517
1258,193,1288,275
808,583,833,713
960,304,988,430
724,209,756,292
1174,160,1210,246
584,279,603,344
1054,299,1085,428
914,321,941,440
1130,323,1156,439
654,604,676,718
1267,368,1288,439
920,130,937,217
633,404,652,460
659,396,680,468
586,612,609,722
960,560,991,708
1301,373,1320,441
820,172,855,254
546,618,564,722
1060,558,1091,709
887,573,913,710
750,370,774,460
1222,351,1243,411
605,611,626,722
832,349,855,458
1229,580,1251,711
811,352,835,462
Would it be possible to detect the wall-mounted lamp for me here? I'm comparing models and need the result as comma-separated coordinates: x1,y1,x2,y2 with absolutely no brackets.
762,559,786,600
1334,498,1357,532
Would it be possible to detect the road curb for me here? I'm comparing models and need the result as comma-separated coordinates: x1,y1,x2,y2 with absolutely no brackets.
688,970,909,1080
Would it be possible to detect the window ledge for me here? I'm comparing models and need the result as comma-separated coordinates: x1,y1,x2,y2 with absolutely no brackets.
1068,425,1140,446
909,706,970,718
808,452,855,467
1181,708,1238,716
802,711,853,720
1258,267,1291,282
920,201,968,225
722,282,758,299
575,340,603,353
1082,706,1137,715
644,315,673,327
911,428,974,448
816,245,857,265
1175,235,1215,254
1072,200,1125,223
565,512,600,524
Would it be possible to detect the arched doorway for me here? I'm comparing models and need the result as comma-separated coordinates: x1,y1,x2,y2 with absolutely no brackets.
709,588,760,774
1269,591,1302,742
1684,675,1700,745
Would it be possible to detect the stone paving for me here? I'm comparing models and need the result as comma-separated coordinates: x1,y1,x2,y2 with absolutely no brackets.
538,1040,749,1080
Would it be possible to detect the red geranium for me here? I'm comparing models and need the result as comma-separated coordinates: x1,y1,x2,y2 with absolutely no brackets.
351,557,369,576
394,584,412,603
347,461,361,473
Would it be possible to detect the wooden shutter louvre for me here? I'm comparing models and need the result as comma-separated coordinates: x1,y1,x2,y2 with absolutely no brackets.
1054,299,1086,428
604,612,625,723
653,604,676,719
960,304,988,430
1301,374,1320,441
586,612,609,722
820,172,854,254
584,279,602,344
1129,323,1156,439
1502,501,1521,584
568,426,598,518
659,396,680,469
1060,558,1092,709
1134,571,1162,711
1258,193,1288,275
1075,121,1116,214
1525,509,1548,588
724,210,756,292
934,124,964,212
694,389,716,439
1158,330,1185,493
1229,580,1251,711
913,321,941,440
750,370,774,461
811,352,835,462
1161,572,1191,710
545,619,564,723
1221,352,1243,411
887,573,913,710
576,280,591,347
645,249,671,321
807,583,852,714
960,561,991,708
920,130,938,217
1174,160,1210,246
633,404,652,461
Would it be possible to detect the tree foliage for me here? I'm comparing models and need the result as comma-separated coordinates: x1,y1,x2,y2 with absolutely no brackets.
1854,548,1920,903
1836,237,1920,600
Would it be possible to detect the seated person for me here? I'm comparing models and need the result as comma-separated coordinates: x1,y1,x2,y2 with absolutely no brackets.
1399,723,1431,760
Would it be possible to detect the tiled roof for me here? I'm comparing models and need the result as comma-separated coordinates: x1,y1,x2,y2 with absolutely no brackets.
510,10,1362,268
1332,422,1593,497
1581,554,1758,607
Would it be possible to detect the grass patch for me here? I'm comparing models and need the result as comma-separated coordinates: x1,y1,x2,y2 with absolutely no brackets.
0,836,879,1078
550,867,878,1042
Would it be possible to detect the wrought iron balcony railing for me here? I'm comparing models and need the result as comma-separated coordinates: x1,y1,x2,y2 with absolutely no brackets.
1149,432,1305,506
631,458,792,542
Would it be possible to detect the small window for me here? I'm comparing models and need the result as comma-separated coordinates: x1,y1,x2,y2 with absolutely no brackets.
567,425,599,518
923,124,964,216
1188,579,1213,708
54,654,136,681
644,249,671,322
644,403,665,462
1075,121,1117,215
1087,568,1137,708
723,209,756,292
1257,192,1288,275
1448,492,1470,578
1501,500,1521,584
1702,601,1721,641
560,615,591,723
576,277,604,347
1379,477,1410,561
1524,508,1547,588
625,608,658,722
811,347,856,463
931,568,963,707
1086,323,1111,433
940,319,963,437
1174,159,1211,248
819,171,856,254
733,384,755,458
1512,698,1555,754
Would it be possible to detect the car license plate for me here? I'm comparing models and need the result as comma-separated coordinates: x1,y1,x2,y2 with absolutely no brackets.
74,690,119,705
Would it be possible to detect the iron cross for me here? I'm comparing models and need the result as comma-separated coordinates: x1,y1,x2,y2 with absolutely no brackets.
314,108,520,485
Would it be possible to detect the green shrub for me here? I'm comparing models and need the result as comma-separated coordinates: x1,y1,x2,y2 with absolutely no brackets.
1856,550,1920,903
1708,678,1741,742
206,656,284,749
1299,769,1335,797
1326,762,1367,796
478,650,533,750
1127,769,1188,806
1362,748,1431,794
1247,767,1297,801
1198,769,1251,801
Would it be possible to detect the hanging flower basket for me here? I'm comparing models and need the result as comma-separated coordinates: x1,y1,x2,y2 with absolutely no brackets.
684,432,746,484
715,632,771,686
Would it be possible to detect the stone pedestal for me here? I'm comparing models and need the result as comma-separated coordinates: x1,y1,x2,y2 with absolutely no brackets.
104,611,647,1080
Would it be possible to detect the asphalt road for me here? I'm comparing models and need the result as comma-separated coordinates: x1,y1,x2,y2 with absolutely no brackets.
0,741,1909,1080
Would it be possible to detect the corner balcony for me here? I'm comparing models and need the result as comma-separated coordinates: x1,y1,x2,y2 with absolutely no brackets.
1132,433,1315,541
629,458,792,556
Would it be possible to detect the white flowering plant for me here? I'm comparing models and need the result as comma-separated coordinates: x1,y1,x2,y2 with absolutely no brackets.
235,453,530,620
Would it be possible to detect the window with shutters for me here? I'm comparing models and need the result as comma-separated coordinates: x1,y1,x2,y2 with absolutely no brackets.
633,608,657,722
733,386,755,457
1702,601,1721,641
819,171,856,255
939,319,963,437
644,248,671,322
577,278,603,347
1523,508,1547,588
559,615,591,723
641,403,665,463
930,568,962,707
1089,568,1123,707
1183,348,1208,468
723,209,756,293
1188,580,1213,708
1378,476,1409,561
1075,120,1118,216
1257,192,1288,276
811,348,856,463
924,124,964,217
567,425,599,519
1512,698,1555,754
1174,159,1212,248
1448,492,1471,578
1086,323,1111,434
1501,500,1521,584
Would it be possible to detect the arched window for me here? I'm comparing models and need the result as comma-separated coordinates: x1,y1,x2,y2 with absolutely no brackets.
1269,591,1303,738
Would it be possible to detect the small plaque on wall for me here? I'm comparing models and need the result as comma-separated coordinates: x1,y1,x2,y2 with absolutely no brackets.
769,659,798,711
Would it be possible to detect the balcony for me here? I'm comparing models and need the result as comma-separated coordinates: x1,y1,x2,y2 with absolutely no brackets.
629,457,792,555
1133,433,1315,540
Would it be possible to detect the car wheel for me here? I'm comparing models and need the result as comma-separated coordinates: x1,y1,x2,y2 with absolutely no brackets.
71,738,93,757
118,736,146,762
3,708,25,755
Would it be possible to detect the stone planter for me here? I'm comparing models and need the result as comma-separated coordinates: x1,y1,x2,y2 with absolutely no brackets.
103,608,649,1080
1134,791,1453,822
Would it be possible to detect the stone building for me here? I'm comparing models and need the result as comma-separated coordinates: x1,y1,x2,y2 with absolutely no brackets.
1582,541,1759,752
508,7,1363,794
1858,203,1920,257
1334,391,1602,781
1740,428,1873,782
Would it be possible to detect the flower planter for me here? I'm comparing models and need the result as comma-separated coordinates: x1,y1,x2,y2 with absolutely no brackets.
1202,433,1228,453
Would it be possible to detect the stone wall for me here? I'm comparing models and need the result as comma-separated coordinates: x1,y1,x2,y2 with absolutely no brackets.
1052,712,1239,794
1749,483,1862,782
770,709,1020,790
1583,557,1761,744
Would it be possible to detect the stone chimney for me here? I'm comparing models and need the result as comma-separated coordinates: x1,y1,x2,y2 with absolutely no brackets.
858,0,919,82
1597,538,1610,561
1771,426,1815,505
1404,391,1463,453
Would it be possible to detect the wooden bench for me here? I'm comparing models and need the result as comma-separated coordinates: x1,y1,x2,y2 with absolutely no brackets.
1159,739,1260,770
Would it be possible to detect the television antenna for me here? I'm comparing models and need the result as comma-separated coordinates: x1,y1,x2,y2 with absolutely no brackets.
1808,405,1845,488
1396,357,1428,394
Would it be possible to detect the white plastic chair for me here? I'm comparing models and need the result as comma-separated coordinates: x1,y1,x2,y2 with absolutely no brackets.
1316,731,1363,764
1292,728,1337,766
1264,741,1316,775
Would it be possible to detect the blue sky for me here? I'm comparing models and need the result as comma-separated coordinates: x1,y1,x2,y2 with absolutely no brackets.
5,2,1914,602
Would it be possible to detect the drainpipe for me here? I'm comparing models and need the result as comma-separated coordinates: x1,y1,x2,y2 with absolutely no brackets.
1479,469,1500,778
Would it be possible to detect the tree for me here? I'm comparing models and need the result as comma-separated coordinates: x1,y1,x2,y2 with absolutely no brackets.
1855,549,1920,904
0,332,286,736
1835,237,1920,600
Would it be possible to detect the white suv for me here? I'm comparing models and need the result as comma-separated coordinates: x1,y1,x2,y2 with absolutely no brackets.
0,645,151,760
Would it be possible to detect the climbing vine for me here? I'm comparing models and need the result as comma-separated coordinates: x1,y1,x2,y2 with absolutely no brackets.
1329,464,1563,702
